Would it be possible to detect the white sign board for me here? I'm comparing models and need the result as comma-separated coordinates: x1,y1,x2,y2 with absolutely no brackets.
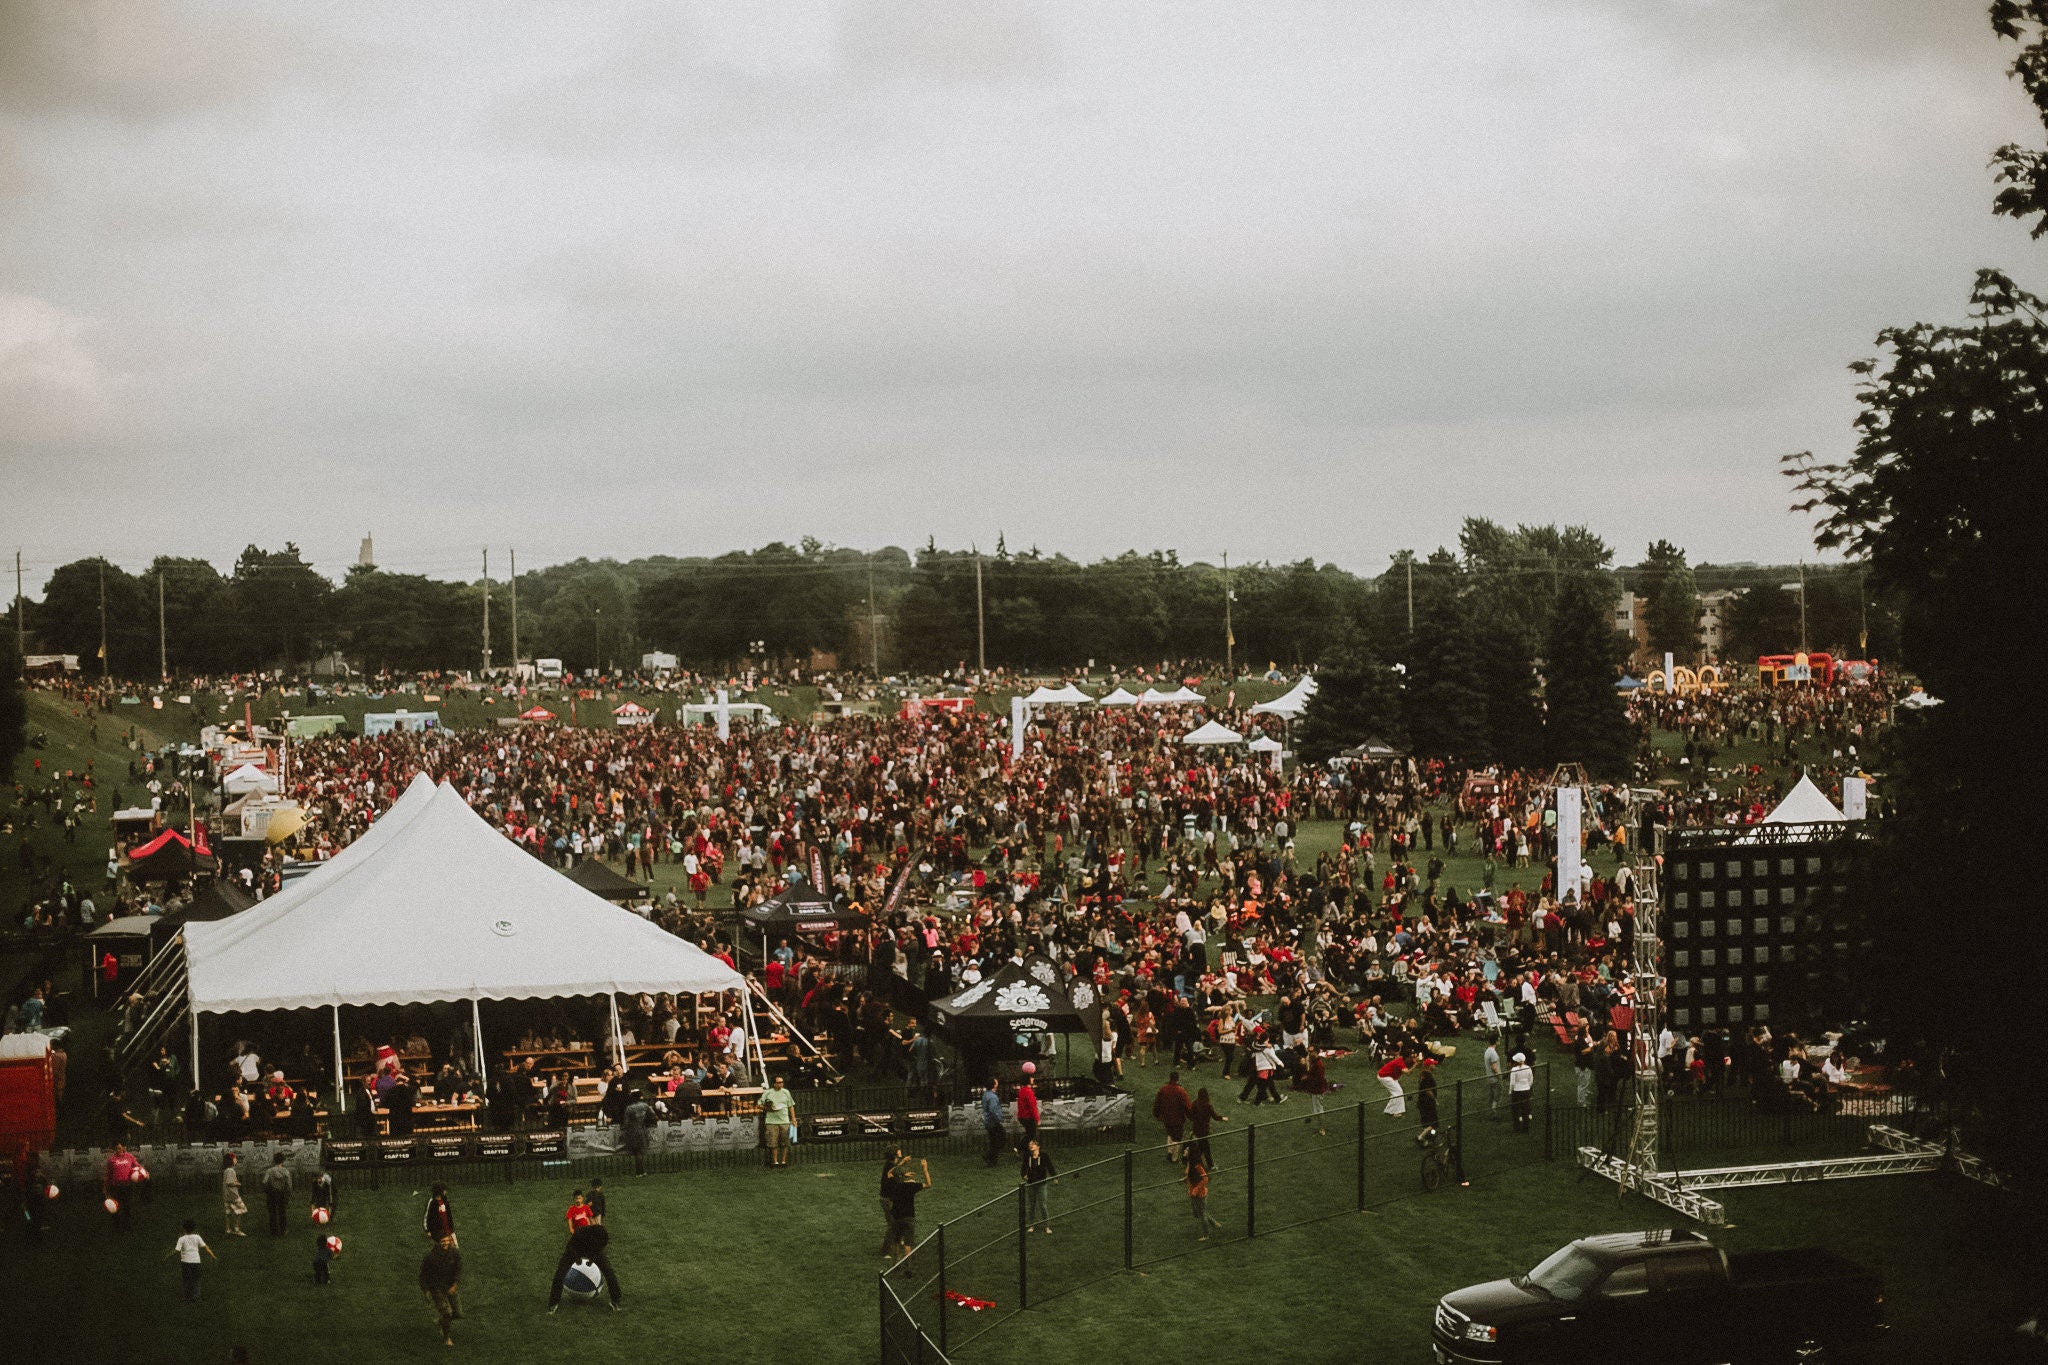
1010,696,1026,761
1841,776,1867,820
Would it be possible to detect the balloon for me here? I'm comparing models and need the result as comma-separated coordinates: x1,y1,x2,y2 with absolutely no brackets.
324,1235,343,1255
1021,1061,1036,1075
312,1207,331,1224
103,1197,119,1214
45,1184,59,1199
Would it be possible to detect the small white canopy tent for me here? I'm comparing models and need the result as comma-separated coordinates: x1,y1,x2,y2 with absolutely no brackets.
1250,675,1319,718
1096,687,1141,706
221,763,278,796
679,701,776,726
1141,685,1207,704
1181,720,1244,746
185,776,750,1107
1039,683,1094,704
1247,735,1285,753
1761,773,1847,825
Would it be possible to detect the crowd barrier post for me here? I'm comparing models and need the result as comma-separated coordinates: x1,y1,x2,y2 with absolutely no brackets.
1016,1180,1029,1310
1449,1080,1466,1178
1122,1149,1134,1271
1543,1063,1555,1161
1246,1121,1258,1239
1354,1100,1366,1211
936,1223,949,1356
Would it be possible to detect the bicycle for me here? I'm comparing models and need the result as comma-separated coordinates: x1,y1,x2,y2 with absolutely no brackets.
1420,1129,1460,1192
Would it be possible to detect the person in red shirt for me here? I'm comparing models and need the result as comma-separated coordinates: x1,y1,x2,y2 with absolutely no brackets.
564,1190,592,1231
1015,1069,1041,1147
1377,1052,1411,1117
104,1142,141,1231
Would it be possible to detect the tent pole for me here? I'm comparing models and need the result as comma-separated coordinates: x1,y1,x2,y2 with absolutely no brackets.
471,998,487,1086
189,1008,202,1097
332,1004,347,1115
608,993,626,1073
740,985,764,1086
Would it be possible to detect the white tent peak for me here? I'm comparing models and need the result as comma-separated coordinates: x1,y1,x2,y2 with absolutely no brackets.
1762,773,1846,825
1096,687,1140,706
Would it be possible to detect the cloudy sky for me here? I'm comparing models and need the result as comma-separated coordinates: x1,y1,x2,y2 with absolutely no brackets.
1,0,2039,591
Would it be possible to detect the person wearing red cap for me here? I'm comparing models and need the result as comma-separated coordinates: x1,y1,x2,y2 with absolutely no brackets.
1377,1051,1411,1117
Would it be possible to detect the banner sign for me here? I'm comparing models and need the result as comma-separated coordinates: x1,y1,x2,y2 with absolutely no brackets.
378,1138,419,1164
322,1140,367,1167
524,1130,567,1159
809,844,828,895
880,855,915,919
426,1135,468,1161
474,1132,515,1159
1556,786,1583,906
1010,696,1026,761
807,1114,852,1141
1841,776,1867,820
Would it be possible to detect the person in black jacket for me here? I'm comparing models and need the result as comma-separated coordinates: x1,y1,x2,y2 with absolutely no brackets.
548,1221,621,1311
419,1233,463,1345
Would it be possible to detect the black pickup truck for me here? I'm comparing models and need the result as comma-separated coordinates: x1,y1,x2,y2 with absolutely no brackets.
1432,1229,1883,1364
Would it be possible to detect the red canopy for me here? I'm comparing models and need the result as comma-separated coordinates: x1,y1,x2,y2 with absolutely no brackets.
131,826,212,859
519,707,556,721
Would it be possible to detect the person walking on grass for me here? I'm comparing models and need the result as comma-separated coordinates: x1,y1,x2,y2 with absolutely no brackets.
1019,1139,1056,1235
419,1232,463,1345
1184,1150,1222,1240
220,1151,247,1237
261,1151,292,1236
980,1079,1005,1167
1484,1039,1504,1119
1300,1052,1331,1135
549,1220,622,1314
164,1219,216,1301
621,1089,653,1177
1153,1071,1192,1163
760,1074,795,1168
1509,1052,1535,1133
1188,1087,1228,1168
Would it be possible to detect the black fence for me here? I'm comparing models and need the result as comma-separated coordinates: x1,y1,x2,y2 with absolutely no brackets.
881,1065,1563,1364
1552,1082,1922,1169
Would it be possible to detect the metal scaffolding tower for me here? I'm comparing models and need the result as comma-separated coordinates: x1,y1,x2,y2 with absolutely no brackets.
1623,853,1663,1185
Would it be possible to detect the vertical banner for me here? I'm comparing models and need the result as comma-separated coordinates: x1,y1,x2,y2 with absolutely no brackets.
1841,776,1868,820
1010,696,1026,761
1556,786,1583,904
715,687,730,741
880,854,914,918
809,843,828,893
1663,651,1675,693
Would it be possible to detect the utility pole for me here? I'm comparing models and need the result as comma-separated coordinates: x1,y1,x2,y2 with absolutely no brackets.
1797,560,1808,653
15,550,24,655
481,548,493,676
1858,566,1867,655
98,559,108,682
1222,552,1234,679
974,546,986,676
1405,554,1414,634
867,552,880,675
158,570,167,683
509,549,519,669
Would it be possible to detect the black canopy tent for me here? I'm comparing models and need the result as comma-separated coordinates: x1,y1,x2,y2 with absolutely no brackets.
929,954,1103,1080
126,827,218,883
165,881,255,926
563,858,649,903
737,883,864,961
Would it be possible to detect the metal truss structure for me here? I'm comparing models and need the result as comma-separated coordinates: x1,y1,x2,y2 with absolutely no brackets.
1579,1124,1954,1224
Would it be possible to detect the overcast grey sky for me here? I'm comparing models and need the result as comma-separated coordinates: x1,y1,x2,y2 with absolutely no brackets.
1,0,2039,592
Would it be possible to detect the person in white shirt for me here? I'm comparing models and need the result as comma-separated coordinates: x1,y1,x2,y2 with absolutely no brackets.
1508,1053,1535,1132
164,1218,216,1301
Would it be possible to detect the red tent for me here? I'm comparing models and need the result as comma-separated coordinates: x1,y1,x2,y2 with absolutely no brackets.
130,826,212,860
519,707,556,722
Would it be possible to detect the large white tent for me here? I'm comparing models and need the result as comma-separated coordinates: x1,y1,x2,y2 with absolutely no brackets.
1141,685,1206,704
1096,687,1140,706
184,774,747,1102
1250,675,1319,718
1181,720,1244,745
221,763,278,796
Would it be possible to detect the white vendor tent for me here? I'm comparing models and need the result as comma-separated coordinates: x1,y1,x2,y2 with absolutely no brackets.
1141,685,1206,704
221,763,278,796
184,774,751,1105
1181,720,1244,746
1247,735,1285,753
1250,675,1319,718
679,701,777,726
1024,683,1094,705
1096,687,1141,706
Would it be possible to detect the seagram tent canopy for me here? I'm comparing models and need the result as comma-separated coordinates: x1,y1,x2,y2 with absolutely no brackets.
1760,773,1847,825
1022,683,1094,706
185,776,742,1014
1181,720,1244,745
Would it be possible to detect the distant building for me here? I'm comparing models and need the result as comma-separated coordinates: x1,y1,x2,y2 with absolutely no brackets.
1698,589,1737,661
358,535,375,568
1616,590,1652,663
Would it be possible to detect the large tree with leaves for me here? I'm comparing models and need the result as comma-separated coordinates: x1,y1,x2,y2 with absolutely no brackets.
1781,2,2048,1177
1540,574,1632,776
1296,627,1405,762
